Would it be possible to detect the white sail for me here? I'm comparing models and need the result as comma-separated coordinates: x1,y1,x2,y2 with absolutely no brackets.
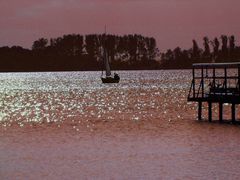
104,49,111,77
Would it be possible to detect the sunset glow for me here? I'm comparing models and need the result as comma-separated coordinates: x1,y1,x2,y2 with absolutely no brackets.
0,0,239,50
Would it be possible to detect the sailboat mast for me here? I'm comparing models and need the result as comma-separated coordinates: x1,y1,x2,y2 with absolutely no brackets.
103,26,111,77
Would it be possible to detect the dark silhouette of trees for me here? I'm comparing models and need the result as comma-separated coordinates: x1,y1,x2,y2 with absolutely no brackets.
49,34,84,57
127,35,138,63
160,49,173,68
173,47,182,61
160,34,240,69
203,37,210,57
32,38,48,50
0,46,32,71
0,33,160,71
146,37,158,60
210,37,220,61
229,35,235,52
104,34,117,64
201,37,212,63
216,35,228,62
0,33,240,71
191,39,202,62
165,49,174,61
221,35,228,54
85,35,100,59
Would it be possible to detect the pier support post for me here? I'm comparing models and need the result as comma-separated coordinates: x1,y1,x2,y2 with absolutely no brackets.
198,101,202,120
208,102,212,122
219,103,223,122
232,103,236,123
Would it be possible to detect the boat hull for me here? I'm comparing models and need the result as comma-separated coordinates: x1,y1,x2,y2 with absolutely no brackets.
101,77,120,83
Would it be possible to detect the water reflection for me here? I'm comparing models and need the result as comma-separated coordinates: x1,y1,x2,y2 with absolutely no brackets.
0,70,194,128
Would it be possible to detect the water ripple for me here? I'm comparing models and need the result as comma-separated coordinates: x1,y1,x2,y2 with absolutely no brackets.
0,70,193,128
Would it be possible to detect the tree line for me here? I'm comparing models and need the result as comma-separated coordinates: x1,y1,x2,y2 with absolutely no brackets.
0,34,239,71
0,34,159,72
161,35,240,69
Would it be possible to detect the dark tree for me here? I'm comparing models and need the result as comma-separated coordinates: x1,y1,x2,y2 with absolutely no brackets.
229,35,235,52
116,35,129,62
221,35,228,54
203,37,210,56
211,37,220,60
192,39,201,61
105,35,116,63
173,47,182,60
146,37,157,60
85,35,100,59
128,35,138,63
32,38,48,50
50,35,84,56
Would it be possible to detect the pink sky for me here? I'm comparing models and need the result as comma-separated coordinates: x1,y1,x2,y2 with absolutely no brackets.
0,0,239,51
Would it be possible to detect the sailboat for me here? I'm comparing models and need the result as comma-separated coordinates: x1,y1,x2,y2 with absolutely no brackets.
101,34,120,83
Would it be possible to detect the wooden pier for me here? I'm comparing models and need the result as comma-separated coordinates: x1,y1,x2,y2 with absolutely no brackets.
188,62,240,122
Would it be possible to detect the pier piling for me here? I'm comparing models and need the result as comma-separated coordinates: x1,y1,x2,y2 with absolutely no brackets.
219,103,223,122
208,102,212,122
232,103,236,123
198,102,202,120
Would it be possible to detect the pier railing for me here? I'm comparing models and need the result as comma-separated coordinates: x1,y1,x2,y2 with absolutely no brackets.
188,62,240,102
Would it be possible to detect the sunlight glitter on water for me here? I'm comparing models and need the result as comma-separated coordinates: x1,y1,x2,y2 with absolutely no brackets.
0,70,193,128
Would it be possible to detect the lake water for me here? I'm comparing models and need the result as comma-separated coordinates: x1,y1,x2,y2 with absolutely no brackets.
1,70,240,179
0,70,193,128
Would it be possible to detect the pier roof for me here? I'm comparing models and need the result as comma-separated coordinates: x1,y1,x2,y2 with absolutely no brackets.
193,62,240,68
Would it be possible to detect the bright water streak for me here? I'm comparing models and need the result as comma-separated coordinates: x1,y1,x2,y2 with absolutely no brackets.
0,70,192,127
